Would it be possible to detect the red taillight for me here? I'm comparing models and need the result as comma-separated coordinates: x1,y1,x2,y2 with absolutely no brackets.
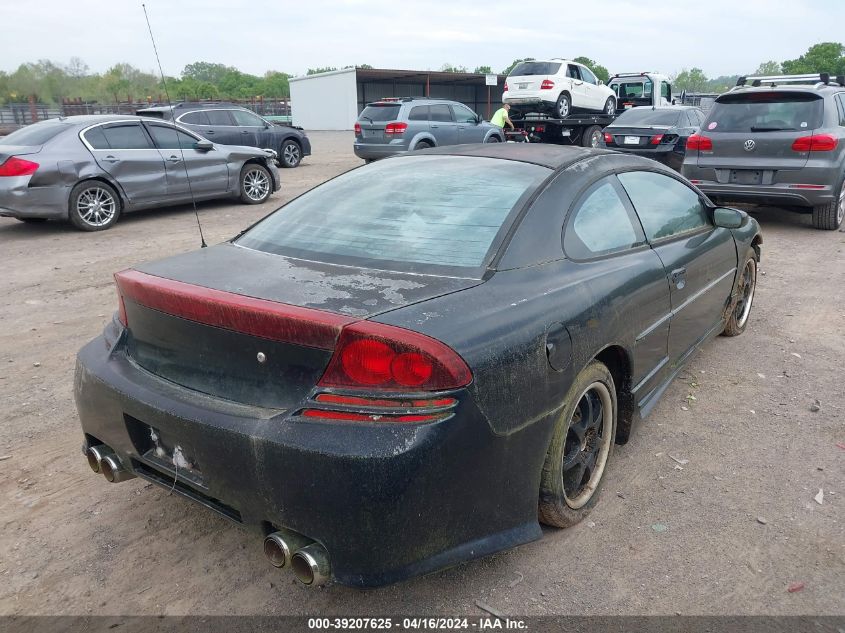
503,82,509,92
384,122,408,135
687,134,712,151
540,79,555,90
0,156,39,177
314,394,456,408
603,132,614,144
301,409,446,423
792,134,837,152
354,122,361,135
649,134,664,145
319,321,471,391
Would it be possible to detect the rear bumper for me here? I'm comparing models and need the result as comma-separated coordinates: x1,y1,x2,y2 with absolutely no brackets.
74,334,547,587
604,144,682,167
0,178,69,219
353,142,409,160
684,180,833,207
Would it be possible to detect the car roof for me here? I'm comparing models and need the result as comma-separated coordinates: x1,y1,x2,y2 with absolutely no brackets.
723,85,844,98
41,114,162,128
414,143,617,169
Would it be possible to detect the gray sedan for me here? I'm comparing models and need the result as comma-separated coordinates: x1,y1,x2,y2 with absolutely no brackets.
0,115,280,231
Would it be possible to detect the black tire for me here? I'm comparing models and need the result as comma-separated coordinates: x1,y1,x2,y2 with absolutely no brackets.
239,163,273,204
555,93,572,118
811,179,844,230
722,254,757,336
16,218,48,224
414,140,433,151
581,125,603,148
279,139,302,168
539,360,617,528
485,135,501,143
603,97,616,116
68,181,121,231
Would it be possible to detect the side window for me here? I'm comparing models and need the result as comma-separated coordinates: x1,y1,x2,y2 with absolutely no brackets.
661,82,671,101
642,79,654,97
100,124,152,149
564,178,644,259
452,104,477,123
205,110,234,126
231,110,265,126
579,66,597,85
408,106,430,121
83,126,109,149
147,124,201,150
566,65,581,80
836,94,845,125
180,111,210,125
430,104,454,122
618,171,710,241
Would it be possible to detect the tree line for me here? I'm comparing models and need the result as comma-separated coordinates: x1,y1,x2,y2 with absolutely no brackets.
1,42,842,105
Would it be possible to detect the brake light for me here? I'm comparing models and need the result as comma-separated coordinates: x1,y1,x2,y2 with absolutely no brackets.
301,409,447,423
0,156,39,177
504,82,509,92
792,134,837,152
687,134,712,151
384,122,408,135
603,132,614,144
540,79,555,90
318,321,471,391
354,122,361,135
314,394,456,408
649,134,664,145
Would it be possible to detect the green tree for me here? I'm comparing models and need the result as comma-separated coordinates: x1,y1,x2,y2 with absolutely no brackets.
573,57,609,83
440,63,468,73
782,42,845,76
501,58,534,75
754,60,782,76
306,67,338,75
263,71,290,98
357,64,373,70
182,62,235,84
474,65,492,74
672,67,708,93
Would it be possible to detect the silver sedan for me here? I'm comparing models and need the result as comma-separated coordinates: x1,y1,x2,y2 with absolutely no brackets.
0,115,280,231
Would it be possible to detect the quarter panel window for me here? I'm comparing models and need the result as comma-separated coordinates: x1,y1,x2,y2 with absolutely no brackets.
564,179,643,258
100,124,152,149
147,125,201,150
83,126,110,149
180,111,210,125
205,110,234,126
618,171,710,241
430,104,454,122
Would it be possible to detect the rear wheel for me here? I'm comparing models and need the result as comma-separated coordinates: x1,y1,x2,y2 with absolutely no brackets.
603,97,616,116
413,140,432,151
811,179,844,230
722,254,757,336
485,135,501,143
279,139,302,168
239,163,272,204
581,125,603,148
539,361,617,528
69,181,121,231
555,93,571,118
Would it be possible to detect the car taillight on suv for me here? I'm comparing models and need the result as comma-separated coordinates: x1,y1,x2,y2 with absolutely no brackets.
687,134,713,151
384,122,408,136
791,134,838,152
540,80,555,90
354,122,361,136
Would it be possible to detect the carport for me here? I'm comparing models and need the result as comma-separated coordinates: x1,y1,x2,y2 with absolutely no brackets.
289,67,506,130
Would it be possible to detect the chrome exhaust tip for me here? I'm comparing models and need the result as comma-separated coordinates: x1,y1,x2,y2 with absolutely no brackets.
100,454,136,483
263,529,313,568
291,543,331,587
85,445,114,474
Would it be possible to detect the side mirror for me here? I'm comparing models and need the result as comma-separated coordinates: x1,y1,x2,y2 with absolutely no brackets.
713,206,745,229
598,79,605,86
194,139,213,151
475,115,482,124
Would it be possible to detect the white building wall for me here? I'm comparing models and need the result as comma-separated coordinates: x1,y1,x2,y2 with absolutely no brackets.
289,68,358,130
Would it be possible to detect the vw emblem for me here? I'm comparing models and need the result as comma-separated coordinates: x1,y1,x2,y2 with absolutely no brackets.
743,139,756,152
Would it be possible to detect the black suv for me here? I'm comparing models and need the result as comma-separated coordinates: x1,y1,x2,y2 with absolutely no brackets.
137,102,310,168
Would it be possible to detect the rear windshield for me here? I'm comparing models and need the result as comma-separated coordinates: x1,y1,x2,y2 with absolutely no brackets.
509,62,562,77
705,92,823,132
0,121,69,146
236,155,550,273
359,104,401,122
611,108,680,126
610,79,653,99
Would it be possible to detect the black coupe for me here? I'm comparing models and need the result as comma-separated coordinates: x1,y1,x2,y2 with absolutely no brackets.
75,144,761,588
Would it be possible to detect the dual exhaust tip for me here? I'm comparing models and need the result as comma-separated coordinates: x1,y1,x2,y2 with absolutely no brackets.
85,444,136,483
264,529,330,587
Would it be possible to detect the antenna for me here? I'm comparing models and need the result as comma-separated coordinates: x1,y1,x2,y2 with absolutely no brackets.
142,3,207,248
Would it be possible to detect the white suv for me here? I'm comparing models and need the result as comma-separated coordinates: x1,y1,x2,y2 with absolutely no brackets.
503,59,617,118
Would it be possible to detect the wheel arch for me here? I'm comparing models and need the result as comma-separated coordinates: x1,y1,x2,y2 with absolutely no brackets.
68,176,126,217
593,344,636,444
241,158,278,193
410,133,437,150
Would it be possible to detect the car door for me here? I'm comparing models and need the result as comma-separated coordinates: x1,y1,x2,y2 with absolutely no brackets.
453,104,485,143
561,176,672,402
429,104,458,146
199,109,239,145
81,121,167,206
566,64,588,110
143,122,230,199
406,104,431,140
230,109,268,149
618,170,738,365
577,65,602,110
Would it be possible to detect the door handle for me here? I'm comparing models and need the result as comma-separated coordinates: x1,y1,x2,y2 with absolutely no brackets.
670,267,687,290
205,130,215,135
241,130,250,134
102,155,119,163
431,124,440,128
167,156,181,163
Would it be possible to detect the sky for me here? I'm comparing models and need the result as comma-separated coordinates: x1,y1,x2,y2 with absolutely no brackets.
1,0,843,79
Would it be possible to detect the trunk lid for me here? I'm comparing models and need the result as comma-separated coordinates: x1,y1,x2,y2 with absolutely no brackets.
118,243,481,409
606,126,674,148
357,103,402,144
0,145,42,163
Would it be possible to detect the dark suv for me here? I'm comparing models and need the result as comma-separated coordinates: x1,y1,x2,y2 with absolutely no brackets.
137,102,311,168
682,73,845,230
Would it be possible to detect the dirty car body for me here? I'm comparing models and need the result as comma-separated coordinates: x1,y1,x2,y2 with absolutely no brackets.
74,144,762,587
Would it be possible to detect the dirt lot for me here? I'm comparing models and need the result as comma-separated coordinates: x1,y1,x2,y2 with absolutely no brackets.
1,131,843,616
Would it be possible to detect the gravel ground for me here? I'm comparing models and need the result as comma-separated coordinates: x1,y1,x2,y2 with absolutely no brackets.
0,131,842,616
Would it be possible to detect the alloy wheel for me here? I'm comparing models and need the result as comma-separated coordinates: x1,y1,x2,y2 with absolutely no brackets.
283,143,301,167
76,187,117,228
838,189,845,225
734,258,757,328
562,382,613,509
243,169,270,201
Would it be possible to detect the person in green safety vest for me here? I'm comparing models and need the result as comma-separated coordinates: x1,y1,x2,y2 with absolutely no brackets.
490,103,514,131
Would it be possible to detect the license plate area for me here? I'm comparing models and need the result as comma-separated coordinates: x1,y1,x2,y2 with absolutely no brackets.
518,83,529,89
124,413,206,488
624,135,640,145
362,129,381,138
730,169,762,185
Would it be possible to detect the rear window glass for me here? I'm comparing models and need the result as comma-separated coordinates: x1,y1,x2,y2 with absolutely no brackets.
360,105,401,122
509,61,562,76
611,109,681,126
0,121,68,146
236,155,550,273
705,92,823,132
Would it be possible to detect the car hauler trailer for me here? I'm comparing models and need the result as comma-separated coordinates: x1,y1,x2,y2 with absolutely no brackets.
507,112,616,147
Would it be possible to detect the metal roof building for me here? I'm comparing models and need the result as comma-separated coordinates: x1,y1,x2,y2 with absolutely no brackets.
289,67,506,130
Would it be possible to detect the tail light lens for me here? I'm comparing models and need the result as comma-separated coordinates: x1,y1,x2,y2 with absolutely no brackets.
0,156,40,177
792,134,838,152
384,122,408,135
603,132,614,144
318,321,471,391
504,82,509,92
649,134,664,145
540,79,555,90
354,122,361,135
687,134,713,151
